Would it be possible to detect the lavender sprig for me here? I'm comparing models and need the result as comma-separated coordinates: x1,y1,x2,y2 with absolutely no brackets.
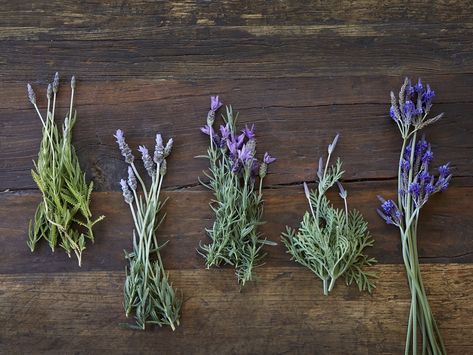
198,97,276,286
282,135,376,295
27,74,104,266
379,78,448,354
115,130,180,331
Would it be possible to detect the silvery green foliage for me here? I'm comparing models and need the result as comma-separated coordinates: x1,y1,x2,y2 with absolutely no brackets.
115,130,180,331
27,73,104,266
198,100,276,287
282,135,376,295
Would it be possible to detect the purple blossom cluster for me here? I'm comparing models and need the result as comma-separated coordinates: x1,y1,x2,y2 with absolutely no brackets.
390,78,436,125
201,96,275,179
399,136,452,206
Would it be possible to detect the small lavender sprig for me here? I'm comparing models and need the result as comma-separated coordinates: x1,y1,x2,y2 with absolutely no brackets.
198,97,276,286
27,73,104,266
115,130,181,331
282,135,376,295
379,78,448,354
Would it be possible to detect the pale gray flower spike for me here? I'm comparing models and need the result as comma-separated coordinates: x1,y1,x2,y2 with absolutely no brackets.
328,133,340,154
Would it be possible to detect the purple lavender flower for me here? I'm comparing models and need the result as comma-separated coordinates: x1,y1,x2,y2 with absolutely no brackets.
400,159,410,172
418,171,431,182
138,145,155,177
402,100,416,122
200,125,214,136
390,106,397,121
425,183,435,195
414,78,423,93
422,149,433,164
220,124,231,141
227,139,238,157
263,152,276,165
210,96,223,112
114,129,134,164
415,138,428,155
328,133,340,154
337,182,347,199
237,144,252,163
422,84,435,104
377,196,402,226
438,163,450,177
381,199,396,214
242,124,255,140
436,177,450,192
408,182,421,198
164,138,173,158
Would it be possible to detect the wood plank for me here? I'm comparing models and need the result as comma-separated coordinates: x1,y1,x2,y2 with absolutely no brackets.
1,77,471,190
0,0,471,36
1,181,472,274
1,264,472,354
0,23,472,82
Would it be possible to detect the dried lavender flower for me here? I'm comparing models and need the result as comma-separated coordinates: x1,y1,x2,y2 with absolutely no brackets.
127,166,137,191
47,83,52,100
71,75,76,89
198,98,276,286
164,138,173,158
159,159,167,176
120,179,134,204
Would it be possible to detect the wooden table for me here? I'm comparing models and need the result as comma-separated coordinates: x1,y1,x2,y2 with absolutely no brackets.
1,1,472,354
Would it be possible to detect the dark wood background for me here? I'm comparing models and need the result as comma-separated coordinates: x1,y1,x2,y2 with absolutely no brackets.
1,1,472,354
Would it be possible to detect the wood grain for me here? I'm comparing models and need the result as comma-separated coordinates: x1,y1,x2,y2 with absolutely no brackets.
1,0,473,353
1,264,472,354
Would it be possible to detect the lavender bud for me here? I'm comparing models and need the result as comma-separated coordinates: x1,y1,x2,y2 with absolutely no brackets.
47,83,52,100
317,157,324,180
71,75,76,89
303,182,311,200
127,166,137,191
154,133,165,163
114,129,134,164
259,162,267,179
120,179,133,204
337,182,347,199
207,110,215,127
52,72,60,93
328,134,340,154
138,145,155,177
159,159,167,176
164,138,173,158
246,139,256,157
26,84,36,105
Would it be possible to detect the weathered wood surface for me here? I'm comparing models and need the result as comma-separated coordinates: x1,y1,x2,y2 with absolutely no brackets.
1,1,473,354
1,265,473,354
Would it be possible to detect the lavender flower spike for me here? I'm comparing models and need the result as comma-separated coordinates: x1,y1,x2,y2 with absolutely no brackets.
27,84,36,105
328,133,340,154
114,129,134,164
127,166,137,191
337,181,347,199
120,179,134,204
164,138,173,158
303,182,311,200
154,133,165,163
52,72,60,93
138,145,155,177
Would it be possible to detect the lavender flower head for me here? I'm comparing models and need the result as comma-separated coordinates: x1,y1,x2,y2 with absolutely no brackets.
114,129,134,164
52,72,60,93
120,179,133,204
337,182,347,199
127,166,137,191
242,124,255,140
154,133,165,163
207,95,223,126
164,138,173,158
26,84,36,105
259,152,276,178
328,133,340,154
138,145,155,177
377,196,402,226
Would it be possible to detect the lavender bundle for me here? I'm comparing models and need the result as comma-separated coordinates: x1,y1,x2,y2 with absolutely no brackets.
115,130,181,330
282,135,376,295
198,96,276,286
378,78,450,354
27,73,104,266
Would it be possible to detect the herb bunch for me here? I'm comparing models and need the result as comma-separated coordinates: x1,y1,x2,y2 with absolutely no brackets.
378,78,450,354
198,96,276,286
115,129,181,330
282,135,376,295
27,73,104,266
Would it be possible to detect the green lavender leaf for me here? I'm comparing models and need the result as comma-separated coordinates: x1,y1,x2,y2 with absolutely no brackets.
282,136,376,295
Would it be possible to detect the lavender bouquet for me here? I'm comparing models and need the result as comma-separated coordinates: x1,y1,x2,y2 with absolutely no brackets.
115,130,181,330
27,73,104,266
282,135,376,295
378,78,451,354
198,96,276,286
